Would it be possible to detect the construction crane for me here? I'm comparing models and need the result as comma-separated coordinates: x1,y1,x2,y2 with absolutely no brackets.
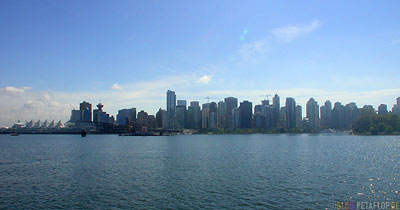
204,96,219,103
258,94,272,100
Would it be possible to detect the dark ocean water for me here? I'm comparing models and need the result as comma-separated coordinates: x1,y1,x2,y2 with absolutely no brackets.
0,134,399,209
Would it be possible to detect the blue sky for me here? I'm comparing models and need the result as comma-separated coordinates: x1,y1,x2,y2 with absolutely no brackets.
1,0,400,125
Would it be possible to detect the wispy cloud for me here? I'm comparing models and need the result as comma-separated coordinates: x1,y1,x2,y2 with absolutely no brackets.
236,19,321,60
2,86,32,94
237,38,270,61
197,74,213,84
272,19,321,42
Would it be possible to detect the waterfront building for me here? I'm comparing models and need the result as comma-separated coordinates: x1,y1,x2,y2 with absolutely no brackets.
224,97,238,129
155,108,164,128
296,105,302,128
79,101,92,122
217,101,227,129
239,100,252,129
232,107,240,130
320,100,332,128
187,101,201,129
201,103,210,129
378,104,388,115
306,98,319,128
136,110,148,128
332,102,345,129
70,109,81,122
272,94,280,128
285,98,296,129
176,105,186,129
278,107,286,129
117,108,136,125
93,103,112,123
344,102,360,129
147,115,156,129
166,90,178,129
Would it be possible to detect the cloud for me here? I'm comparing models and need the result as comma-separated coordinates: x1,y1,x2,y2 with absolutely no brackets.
236,19,320,60
2,86,32,94
272,19,321,42
237,38,270,61
197,75,213,84
111,84,123,90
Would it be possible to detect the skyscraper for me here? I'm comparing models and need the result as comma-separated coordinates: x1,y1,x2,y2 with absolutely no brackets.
332,102,345,129
176,105,186,129
155,108,164,128
320,100,332,128
285,98,296,129
217,101,227,129
296,105,302,128
306,98,319,128
272,94,280,128
344,102,360,129
239,100,252,129
177,100,187,108
224,97,238,129
232,107,240,130
166,90,177,129
79,101,92,122
187,101,201,129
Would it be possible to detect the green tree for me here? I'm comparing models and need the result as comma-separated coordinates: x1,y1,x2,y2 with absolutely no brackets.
368,126,378,135
385,125,393,134
377,122,386,133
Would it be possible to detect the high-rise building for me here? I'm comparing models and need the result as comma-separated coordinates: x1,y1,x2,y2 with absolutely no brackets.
378,104,388,115
397,97,400,107
344,102,360,129
79,101,92,122
306,98,319,128
117,108,136,125
136,110,148,128
155,108,164,128
166,90,177,129
272,94,280,128
332,102,345,129
80,101,92,112
176,105,186,129
187,101,201,129
177,100,187,108
393,104,400,115
285,98,296,129
239,100,252,129
232,107,240,130
320,100,332,128
147,115,156,129
217,101,227,129
296,105,302,128
224,97,238,129
201,103,210,129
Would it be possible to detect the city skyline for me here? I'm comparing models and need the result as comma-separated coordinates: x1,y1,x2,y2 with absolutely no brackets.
1,0,400,126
